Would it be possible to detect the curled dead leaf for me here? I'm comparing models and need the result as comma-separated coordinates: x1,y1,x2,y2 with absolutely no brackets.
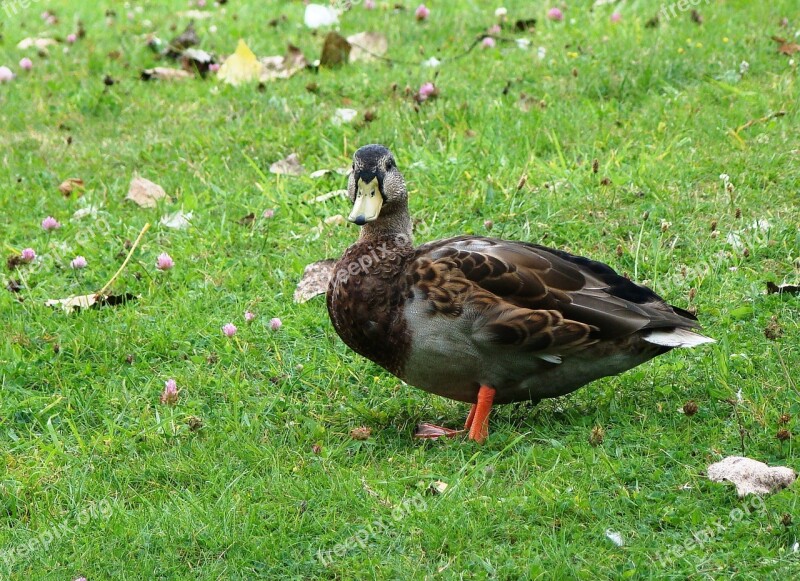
180,48,216,76
45,292,137,314
260,44,307,81
58,177,84,197
269,153,305,176
294,259,336,303
166,21,199,58
141,67,193,81
771,35,800,56
707,456,796,497
127,177,166,208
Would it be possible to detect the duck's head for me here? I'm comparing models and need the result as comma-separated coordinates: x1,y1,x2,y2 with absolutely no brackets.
347,144,407,226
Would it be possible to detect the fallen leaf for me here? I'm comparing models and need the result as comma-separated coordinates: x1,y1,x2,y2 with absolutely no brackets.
350,426,371,440
312,189,348,203
324,214,346,226
514,18,537,32
332,108,357,125
347,32,388,63
294,259,336,303
765,316,783,340
320,32,351,68
707,456,796,497
772,36,800,56
428,480,449,495
413,423,463,438
45,292,137,314
127,177,166,208
218,39,262,86
7,254,25,269
166,21,199,58
180,48,216,75
237,212,255,226
766,281,800,295
17,37,58,55
260,44,307,81
141,67,193,81
269,153,304,176
305,4,339,28
160,210,193,229
58,177,84,197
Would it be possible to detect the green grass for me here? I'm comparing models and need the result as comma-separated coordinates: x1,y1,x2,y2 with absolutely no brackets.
1,0,799,578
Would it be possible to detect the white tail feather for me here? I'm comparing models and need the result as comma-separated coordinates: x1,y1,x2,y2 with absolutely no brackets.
644,328,716,348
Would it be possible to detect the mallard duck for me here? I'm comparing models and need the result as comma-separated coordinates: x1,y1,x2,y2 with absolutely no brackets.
327,144,714,443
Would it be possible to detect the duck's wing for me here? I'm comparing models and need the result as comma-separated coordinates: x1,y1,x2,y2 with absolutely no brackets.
409,236,706,352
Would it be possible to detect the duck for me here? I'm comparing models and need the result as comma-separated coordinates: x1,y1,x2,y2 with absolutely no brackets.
327,144,714,443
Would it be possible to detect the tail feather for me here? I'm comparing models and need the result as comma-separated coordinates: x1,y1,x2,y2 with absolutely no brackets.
644,328,715,348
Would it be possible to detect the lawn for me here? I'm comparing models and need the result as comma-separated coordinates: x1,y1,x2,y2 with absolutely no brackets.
1,0,798,578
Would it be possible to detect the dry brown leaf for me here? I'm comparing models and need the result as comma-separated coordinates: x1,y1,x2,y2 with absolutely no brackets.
141,67,193,81
218,39,262,86
260,44,307,81
45,292,137,314
58,178,84,197
237,212,255,226
347,32,388,63
180,48,216,76
771,36,800,55
269,153,304,176
294,259,336,303
350,426,371,440
127,177,166,208
166,21,199,58
320,32,351,68
708,456,797,497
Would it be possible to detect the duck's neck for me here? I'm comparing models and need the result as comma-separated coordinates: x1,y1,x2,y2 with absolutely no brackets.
358,206,413,245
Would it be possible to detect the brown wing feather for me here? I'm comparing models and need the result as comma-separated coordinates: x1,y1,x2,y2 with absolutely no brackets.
410,235,699,352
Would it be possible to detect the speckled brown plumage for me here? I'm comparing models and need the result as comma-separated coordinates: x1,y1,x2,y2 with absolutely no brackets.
327,235,415,376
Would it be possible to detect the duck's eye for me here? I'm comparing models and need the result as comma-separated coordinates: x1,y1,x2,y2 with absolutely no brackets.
385,159,394,170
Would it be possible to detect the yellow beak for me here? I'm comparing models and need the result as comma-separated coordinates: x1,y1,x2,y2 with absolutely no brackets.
348,177,383,226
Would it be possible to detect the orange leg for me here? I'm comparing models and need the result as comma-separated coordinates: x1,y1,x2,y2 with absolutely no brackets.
412,385,496,442
467,385,496,443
